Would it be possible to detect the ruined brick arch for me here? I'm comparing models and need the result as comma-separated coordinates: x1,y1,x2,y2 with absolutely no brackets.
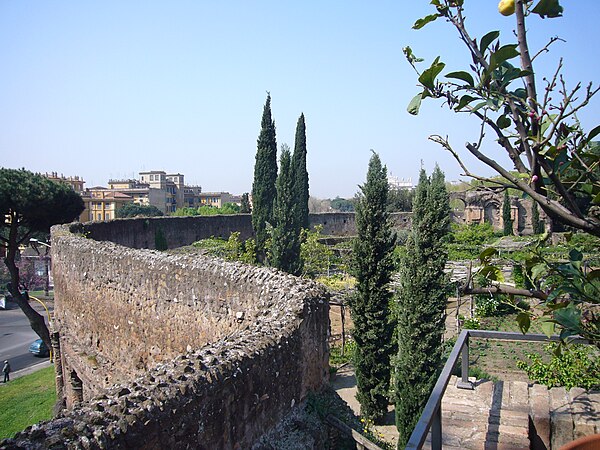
450,189,545,234
4,216,330,449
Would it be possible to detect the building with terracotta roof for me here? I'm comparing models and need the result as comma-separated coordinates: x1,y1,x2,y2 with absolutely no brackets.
82,188,133,222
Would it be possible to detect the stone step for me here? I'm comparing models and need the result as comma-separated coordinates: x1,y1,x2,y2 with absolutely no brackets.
548,386,600,449
423,377,530,450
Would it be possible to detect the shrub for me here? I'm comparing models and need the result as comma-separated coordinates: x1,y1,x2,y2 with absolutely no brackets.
192,233,256,263
474,294,523,317
462,317,481,330
569,232,600,253
450,223,495,246
517,344,600,390
329,340,357,367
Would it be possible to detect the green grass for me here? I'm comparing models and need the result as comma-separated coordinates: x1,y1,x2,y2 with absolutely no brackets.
0,366,56,440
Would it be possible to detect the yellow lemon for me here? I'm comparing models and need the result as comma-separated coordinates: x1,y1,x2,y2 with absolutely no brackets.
498,0,515,16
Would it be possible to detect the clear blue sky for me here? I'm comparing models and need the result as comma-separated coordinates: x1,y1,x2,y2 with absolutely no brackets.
1,1,598,198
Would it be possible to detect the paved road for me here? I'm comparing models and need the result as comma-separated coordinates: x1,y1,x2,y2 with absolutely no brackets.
0,300,52,373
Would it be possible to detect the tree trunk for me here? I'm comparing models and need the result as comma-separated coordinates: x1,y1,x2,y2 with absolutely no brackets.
4,228,52,350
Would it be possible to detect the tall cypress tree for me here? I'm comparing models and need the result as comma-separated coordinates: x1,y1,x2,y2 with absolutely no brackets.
291,113,310,230
395,165,450,447
271,144,302,275
503,190,513,236
349,151,396,423
251,94,278,258
240,193,251,214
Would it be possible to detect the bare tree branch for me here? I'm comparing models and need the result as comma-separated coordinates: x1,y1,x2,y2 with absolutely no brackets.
531,36,565,62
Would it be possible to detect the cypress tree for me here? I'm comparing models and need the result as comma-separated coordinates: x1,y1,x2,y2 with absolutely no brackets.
349,151,396,423
271,144,302,275
503,190,513,236
395,165,450,446
251,94,278,258
291,113,310,230
240,193,251,214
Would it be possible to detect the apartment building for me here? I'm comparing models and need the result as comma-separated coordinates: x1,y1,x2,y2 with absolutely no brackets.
43,169,240,220
83,189,133,222
44,172,85,193
198,192,241,209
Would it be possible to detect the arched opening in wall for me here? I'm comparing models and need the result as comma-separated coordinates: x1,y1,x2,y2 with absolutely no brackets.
483,201,500,228
450,197,466,212
70,370,83,404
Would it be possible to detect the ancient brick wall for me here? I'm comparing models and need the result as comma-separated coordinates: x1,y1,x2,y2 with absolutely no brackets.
5,222,329,449
309,212,412,236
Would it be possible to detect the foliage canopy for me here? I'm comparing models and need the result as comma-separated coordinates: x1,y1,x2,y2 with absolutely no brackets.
0,168,84,349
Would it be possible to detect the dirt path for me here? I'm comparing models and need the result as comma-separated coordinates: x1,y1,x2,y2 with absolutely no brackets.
331,363,398,448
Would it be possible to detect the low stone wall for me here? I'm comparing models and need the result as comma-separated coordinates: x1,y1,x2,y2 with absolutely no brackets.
3,222,329,449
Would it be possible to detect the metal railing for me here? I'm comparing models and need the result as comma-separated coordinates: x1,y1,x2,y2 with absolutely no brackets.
405,329,588,449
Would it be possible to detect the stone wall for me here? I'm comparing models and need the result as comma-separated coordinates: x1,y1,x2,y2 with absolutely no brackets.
74,214,255,250
73,212,414,250
4,222,329,449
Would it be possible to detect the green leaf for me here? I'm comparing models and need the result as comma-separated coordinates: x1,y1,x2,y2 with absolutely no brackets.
413,14,439,30
489,45,519,71
512,88,528,100
540,114,558,137
479,247,497,263
587,269,600,281
516,312,531,334
568,248,583,262
418,56,445,90
593,191,600,205
407,93,422,116
540,318,555,337
532,0,564,18
445,71,475,87
497,64,524,84
455,94,477,111
586,124,600,142
403,46,424,64
470,101,488,114
496,115,511,129
531,263,547,281
479,31,500,56
479,265,504,282
554,305,581,335
519,69,533,78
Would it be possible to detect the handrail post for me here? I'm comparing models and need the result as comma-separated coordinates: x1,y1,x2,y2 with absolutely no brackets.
431,404,442,449
457,331,474,390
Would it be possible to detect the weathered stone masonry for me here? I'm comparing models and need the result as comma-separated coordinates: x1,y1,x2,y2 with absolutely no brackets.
3,218,329,449
73,212,413,250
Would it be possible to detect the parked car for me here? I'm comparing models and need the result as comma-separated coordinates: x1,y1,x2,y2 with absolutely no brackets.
29,339,49,357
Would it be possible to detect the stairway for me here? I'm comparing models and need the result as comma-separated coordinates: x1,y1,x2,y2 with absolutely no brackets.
422,376,600,449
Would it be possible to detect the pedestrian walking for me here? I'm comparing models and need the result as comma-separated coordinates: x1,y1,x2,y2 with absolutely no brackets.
3,359,11,382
